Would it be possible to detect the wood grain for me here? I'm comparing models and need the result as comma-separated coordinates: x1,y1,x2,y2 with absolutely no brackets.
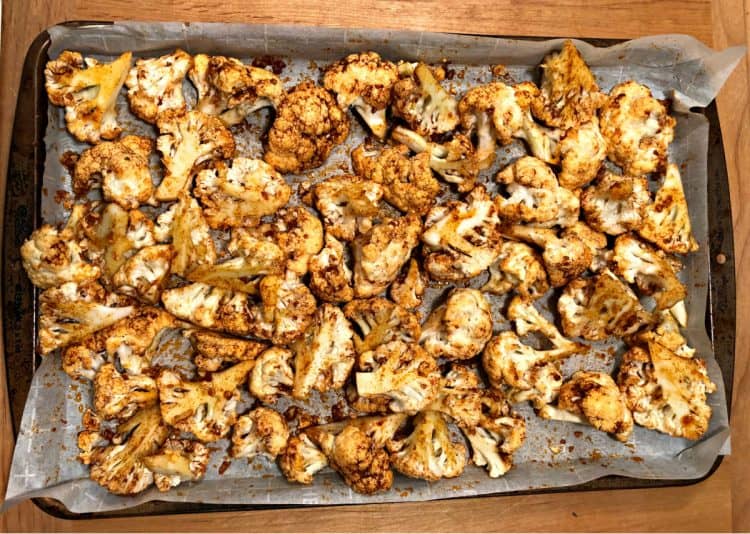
0,0,747,531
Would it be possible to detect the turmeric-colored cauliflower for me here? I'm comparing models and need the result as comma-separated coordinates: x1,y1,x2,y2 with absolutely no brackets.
420,288,493,361
143,438,210,492
617,342,716,440
264,80,350,173
483,241,549,300
93,363,157,420
389,259,426,310
421,185,503,281
230,407,290,459
557,119,607,190
45,50,132,144
352,141,440,215
344,297,421,354
353,215,422,298
125,49,193,123
309,234,354,303
112,244,173,304
154,109,235,201
600,81,676,176
581,170,650,236
324,51,398,139
73,135,154,209
187,329,267,374
189,54,283,126
391,62,458,137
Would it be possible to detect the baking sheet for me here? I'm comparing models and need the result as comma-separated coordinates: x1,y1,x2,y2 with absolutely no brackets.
3,22,745,513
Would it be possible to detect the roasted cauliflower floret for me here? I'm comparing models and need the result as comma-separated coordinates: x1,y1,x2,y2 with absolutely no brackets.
194,158,292,229
62,331,108,381
539,371,634,442
502,224,591,288
313,174,384,242
483,241,549,300
73,135,154,209
155,109,235,201
187,329,267,374
617,342,716,440
125,49,193,123
420,288,493,361
93,363,158,420
88,406,169,495
426,365,483,429
143,438,209,492
389,259,426,310
389,410,466,481
157,360,254,442
495,156,579,227
508,296,585,355
462,389,526,478
278,433,328,485
558,269,653,341
421,185,503,281
311,414,409,448
629,310,694,359
247,271,317,345
77,409,105,465
44,50,132,144
391,62,458,137
324,51,398,139
581,170,649,235
161,283,253,336
189,54,283,126
557,119,607,189
600,81,676,176
344,297,421,354
355,340,440,413
264,80,350,173
531,40,605,129
612,234,686,310
38,281,134,355
309,234,354,303
562,221,611,272
170,192,217,277
353,215,422,298
21,223,101,289
352,142,440,215
638,164,698,253
391,126,482,192
112,244,173,304
249,347,295,404
291,304,356,399
231,407,290,459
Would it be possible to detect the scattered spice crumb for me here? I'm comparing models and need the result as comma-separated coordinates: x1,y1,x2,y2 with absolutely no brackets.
219,460,232,474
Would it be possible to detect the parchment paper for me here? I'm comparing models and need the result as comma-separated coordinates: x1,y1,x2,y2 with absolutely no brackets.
4,22,745,514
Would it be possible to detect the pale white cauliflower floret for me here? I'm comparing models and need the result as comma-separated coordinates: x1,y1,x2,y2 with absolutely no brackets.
557,119,607,189
581,170,650,235
125,49,193,123
249,347,295,404
313,175,384,242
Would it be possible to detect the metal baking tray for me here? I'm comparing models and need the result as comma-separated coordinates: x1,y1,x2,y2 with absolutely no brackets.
1,22,736,519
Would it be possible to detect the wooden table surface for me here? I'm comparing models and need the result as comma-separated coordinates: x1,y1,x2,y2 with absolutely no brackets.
0,1,747,531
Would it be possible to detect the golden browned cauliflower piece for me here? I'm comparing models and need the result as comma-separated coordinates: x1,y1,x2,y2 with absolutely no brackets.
581,170,650,236
562,221,611,272
73,135,154,209
194,157,292,229
88,406,169,495
157,360,254,442
420,288,493,361
45,51,132,144
612,234,686,310
278,433,328,485
125,49,193,123
308,233,354,303
313,174,384,242
112,244,173,304
155,109,235,201
495,156,579,228
483,241,549,300
264,80,350,173
600,81,676,176
249,347,294,404
557,119,607,189
161,282,253,336
389,410,466,481
352,141,440,215
344,297,421,354
189,54,283,126
77,409,105,465
426,364,483,429
422,185,503,281
531,40,605,129
617,342,716,440
93,362,158,420
231,407,290,459
558,269,654,341
169,192,217,277
389,258,426,310
353,215,422,298
187,329,267,374
291,304,356,400
539,371,634,442
324,51,398,139
629,310,694,359
638,164,699,253
391,62,458,137
143,438,210,492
